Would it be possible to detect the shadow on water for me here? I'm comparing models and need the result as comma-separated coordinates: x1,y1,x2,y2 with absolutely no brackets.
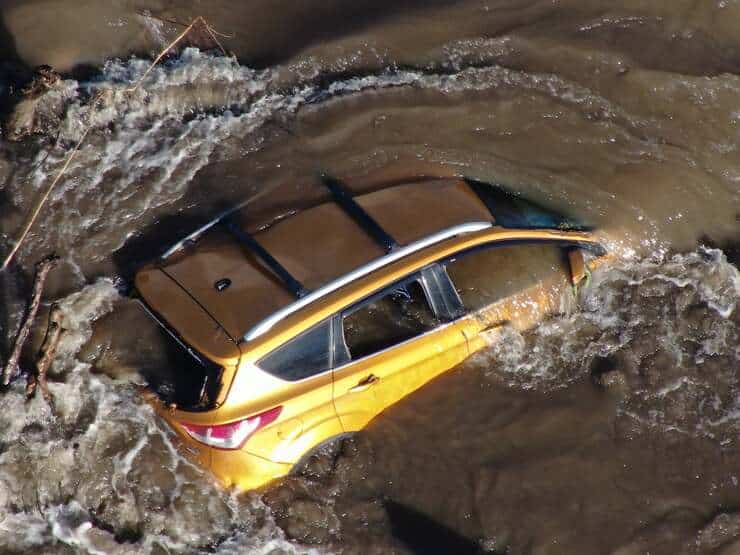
385,500,488,555
700,227,740,268
112,212,216,283
0,10,30,116
0,263,32,364
159,0,462,69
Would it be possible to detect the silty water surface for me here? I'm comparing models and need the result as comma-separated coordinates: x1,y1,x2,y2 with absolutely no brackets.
0,2,738,553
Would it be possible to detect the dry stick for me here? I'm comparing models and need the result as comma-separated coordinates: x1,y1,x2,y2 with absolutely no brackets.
0,88,109,272
139,12,235,40
0,111,99,272
26,304,63,404
2,255,59,385
200,20,232,56
1,17,228,271
124,16,223,93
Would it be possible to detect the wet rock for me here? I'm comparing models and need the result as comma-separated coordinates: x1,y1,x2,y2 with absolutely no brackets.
83,525,140,555
282,498,340,544
589,354,627,391
717,539,740,555
4,65,71,141
696,512,740,553
609,507,704,555
22,66,60,96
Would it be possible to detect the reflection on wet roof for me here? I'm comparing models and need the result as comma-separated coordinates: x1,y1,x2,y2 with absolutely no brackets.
244,220,493,341
158,179,494,339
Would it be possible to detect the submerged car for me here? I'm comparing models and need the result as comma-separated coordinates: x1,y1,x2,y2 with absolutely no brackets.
134,176,606,491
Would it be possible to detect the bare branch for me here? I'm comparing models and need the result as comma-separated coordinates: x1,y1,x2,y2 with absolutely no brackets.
124,16,222,93
2,255,59,385
26,304,63,405
1,99,103,272
1,17,234,271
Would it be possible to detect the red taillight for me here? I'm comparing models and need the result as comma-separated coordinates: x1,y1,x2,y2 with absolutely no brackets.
180,406,282,450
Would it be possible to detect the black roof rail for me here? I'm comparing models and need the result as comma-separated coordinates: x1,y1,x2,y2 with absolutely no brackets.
221,215,310,299
321,174,399,252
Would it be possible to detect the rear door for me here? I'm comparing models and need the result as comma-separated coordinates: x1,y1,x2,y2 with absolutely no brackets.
332,267,470,432
248,317,346,464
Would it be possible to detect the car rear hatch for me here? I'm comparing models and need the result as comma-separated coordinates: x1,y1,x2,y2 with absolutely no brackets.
134,267,240,410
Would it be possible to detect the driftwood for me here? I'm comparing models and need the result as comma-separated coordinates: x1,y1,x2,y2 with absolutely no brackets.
25,304,63,404
2,255,59,385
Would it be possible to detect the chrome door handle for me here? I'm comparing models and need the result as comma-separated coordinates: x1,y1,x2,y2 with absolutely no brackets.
348,374,380,393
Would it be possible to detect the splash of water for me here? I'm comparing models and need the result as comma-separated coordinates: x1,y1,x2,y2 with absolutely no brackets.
474,247,739,440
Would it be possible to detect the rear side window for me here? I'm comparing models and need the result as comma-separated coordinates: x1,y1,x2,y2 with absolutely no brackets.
445,243,569,311
260,318,348,381
342,278,440,360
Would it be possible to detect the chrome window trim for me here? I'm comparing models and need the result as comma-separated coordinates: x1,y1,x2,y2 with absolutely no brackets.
243,221,493,341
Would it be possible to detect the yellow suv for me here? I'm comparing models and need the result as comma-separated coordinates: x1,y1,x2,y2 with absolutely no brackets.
134,176,605,491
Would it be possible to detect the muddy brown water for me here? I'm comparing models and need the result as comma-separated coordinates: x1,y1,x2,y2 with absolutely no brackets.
0,2,738,553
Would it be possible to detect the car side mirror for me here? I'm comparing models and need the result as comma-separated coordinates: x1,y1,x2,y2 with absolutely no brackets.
568,248,587,285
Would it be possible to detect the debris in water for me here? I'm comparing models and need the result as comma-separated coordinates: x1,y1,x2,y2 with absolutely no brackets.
0,17,232,272
2,254,59,385
4,65,66,142
25,302,64,407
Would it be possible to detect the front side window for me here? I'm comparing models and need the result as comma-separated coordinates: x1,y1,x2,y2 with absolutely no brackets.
444,242,569,312
259,318,348,381
342,277,440,360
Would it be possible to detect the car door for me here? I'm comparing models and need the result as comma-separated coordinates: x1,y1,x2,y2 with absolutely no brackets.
249,316,347,464
441,240,576,353
332,267,470,432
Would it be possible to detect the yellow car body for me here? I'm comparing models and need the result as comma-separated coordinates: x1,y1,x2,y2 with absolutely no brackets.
134,177,606,491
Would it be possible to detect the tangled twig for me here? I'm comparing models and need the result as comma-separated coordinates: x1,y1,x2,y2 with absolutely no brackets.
124,16,228,94
1,16,233,271
2,255,59,385
25,303,63,406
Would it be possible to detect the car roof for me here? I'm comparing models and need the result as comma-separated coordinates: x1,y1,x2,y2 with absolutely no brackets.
237,225,605,363
138,178,494,343
244,220,493,341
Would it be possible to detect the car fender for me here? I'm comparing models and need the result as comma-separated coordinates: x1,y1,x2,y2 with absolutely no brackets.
269,415,346,465
289,432,357,476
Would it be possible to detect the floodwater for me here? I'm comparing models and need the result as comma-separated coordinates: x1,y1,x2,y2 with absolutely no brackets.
0,1,738,553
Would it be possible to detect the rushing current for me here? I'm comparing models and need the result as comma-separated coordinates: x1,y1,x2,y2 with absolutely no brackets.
0,2,738,553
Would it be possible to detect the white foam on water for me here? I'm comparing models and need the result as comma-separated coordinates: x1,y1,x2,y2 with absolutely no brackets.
1,46,737,553
8,47,667,276
475,247,739,438
0,279,301,553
